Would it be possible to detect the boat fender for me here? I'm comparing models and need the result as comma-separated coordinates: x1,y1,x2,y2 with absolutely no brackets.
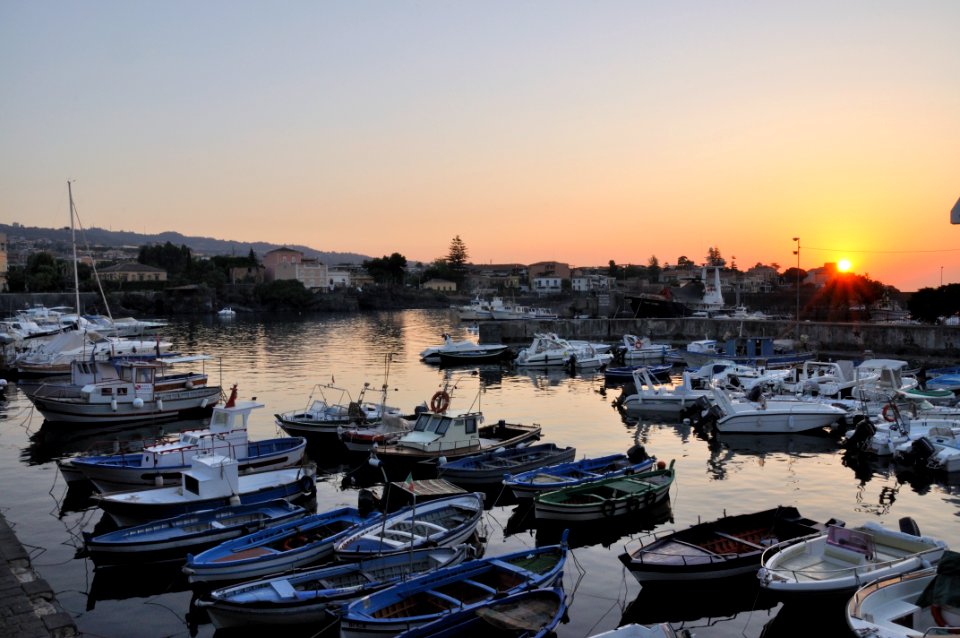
882,404,898,423
133,397,144,409
156,399,163,411
601,499,617,518
110,399,117,412
154,475,164,487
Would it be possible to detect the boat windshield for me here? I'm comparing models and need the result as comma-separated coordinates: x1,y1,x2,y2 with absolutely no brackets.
413,414,452,434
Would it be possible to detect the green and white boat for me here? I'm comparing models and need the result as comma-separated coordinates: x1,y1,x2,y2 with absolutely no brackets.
533,460,674,522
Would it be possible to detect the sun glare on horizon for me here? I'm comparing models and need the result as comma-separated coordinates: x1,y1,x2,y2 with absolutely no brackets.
838,258,852,272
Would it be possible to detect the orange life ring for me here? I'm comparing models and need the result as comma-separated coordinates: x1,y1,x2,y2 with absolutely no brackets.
430,390,450,413
882,404,897,423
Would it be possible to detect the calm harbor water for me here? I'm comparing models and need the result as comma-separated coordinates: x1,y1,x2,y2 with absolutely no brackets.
1,309,958,638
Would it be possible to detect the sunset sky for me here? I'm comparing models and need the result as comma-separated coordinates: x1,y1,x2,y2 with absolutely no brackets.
2,2,958,291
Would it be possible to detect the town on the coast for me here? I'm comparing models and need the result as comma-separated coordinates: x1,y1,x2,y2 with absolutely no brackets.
1,221,960,638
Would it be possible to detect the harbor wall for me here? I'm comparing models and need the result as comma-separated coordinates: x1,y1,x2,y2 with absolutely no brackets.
479,318,960,362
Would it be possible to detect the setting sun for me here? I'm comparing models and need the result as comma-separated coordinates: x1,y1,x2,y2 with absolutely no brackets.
838,259,852,272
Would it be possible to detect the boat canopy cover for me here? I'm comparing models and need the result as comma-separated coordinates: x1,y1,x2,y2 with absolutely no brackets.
918,549,960,608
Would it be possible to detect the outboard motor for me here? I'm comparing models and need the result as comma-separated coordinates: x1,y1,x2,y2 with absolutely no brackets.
357,488,380,517
899,516,922,536
897,437,937,468
746,385,764,402
843,419,877,450
627,444,649,464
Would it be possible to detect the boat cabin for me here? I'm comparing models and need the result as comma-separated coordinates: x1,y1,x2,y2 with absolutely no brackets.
142,399,265,465
181,454,240,499
396,411,484,452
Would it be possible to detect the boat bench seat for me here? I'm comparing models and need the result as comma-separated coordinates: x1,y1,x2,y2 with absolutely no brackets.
270,579,298,599
870,599,921,624
823,543,869,565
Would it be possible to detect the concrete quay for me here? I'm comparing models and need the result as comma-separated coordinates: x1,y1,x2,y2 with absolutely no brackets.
0,514,76,638
481,317,960,362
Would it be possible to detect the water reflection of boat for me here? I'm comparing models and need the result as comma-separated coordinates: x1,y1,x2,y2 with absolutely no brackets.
86,561,191,611
758,601,849,638
24,418,207,467
536,498,673,551
709,431,840,458
621,572,779,627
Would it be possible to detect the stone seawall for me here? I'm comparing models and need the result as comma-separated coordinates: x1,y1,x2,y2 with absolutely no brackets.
479,318,960,362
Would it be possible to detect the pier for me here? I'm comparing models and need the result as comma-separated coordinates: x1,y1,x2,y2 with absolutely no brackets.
0,514,76,638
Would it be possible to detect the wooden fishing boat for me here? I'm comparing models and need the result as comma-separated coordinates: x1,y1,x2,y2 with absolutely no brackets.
183,506,379,584
368,409,542,472
24,355,219,424
394,586,567,638
196,546,470,629
92,453,317,527
533,460,674,522
846,550,960,638
503,447,655,500
334,492,484,560
758,519,949,600
339,535,568,638
617,505,831,583
437,442,576,487
82,500,307,567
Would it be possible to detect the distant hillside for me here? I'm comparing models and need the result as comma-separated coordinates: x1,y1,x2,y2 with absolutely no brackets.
0,223,370,265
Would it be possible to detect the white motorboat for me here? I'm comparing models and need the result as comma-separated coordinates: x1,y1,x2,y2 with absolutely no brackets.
418,333,512,364
709,386,848,434
618,335,676,363
515,332,609,368
616,368,712,415
846,550,960,638
217,307,236,318
852,359,920,403
758,520,949,600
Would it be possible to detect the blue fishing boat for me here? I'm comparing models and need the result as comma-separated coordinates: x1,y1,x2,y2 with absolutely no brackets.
196,545,470,629
60,394,306,491
82,500,307,567
503,445,655,500
437,443,576,487
395,587,567,638
334,492,484,560
339,534,569,638
183,505,379,584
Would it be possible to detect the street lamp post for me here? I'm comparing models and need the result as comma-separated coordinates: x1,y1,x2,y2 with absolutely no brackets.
792,237,800,339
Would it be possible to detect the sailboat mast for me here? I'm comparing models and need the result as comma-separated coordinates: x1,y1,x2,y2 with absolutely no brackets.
68,181,80,315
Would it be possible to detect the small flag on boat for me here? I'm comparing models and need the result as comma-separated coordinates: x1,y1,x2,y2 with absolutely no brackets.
403,472,415,493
